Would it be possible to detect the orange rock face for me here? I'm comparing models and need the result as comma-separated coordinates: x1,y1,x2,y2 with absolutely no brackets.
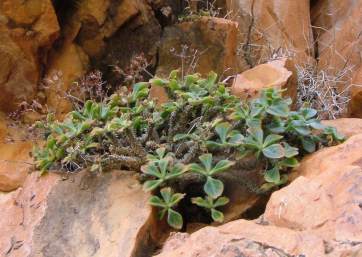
226,0,314,68
156,135,362,257
348,67,362,118
0,170,156,257
0,0,59,112
157,17,239,77
0,114,33,192
322,118,362,138
314,0,362,93
231,58,292,100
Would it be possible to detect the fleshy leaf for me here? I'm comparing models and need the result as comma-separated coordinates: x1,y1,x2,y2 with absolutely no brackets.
210,160,234,175
149,195,166,208
143,180,162,192
204,177,224,199
199,154,213,172
262,144,285,159
264,167,281,184
167,209,183,230
214,196,230,207
211,209,224,223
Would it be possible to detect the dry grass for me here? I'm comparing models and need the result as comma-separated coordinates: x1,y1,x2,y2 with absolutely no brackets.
296,64,353,119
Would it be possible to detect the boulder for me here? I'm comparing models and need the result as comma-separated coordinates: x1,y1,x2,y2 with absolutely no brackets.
157,17,239,77
0,170,156,257
231,58,292,100
0,0,59,112
156,135,362,257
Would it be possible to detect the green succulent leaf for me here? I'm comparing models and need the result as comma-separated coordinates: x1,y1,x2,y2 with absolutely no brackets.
191,197,212,208
167,209,183,230
264,167,281,184
214,196,230,207
283,143,299,158
211,209,224,223
263,134,283,147
148,195,166,208
143,180,163,192
199,154,213,172
262,144,285,159
189,163,207,175
279,158,299,168
302,137,316,153
210,160,235,175
267,101,289,117
204,177,224,199
215,122,231,143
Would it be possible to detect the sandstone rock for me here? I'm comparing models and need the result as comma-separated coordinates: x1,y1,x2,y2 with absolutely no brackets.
0,141,32,192
0,0,59,112
349,85,362,118
157,219,328,257
45,43,90,117
311,0,354,33
265,165,362,242
322,118,362,138
46,0,161,101
0,114,33,192
157,17,239,77
294,134,362,178
315,0,362,92
156,135,362,257
231,58,292,100
0,170,156,257
348,66,362,118
226,0,314,107
226,0,314,68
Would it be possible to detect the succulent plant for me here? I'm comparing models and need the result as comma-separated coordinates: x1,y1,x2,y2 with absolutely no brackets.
34,70,344,229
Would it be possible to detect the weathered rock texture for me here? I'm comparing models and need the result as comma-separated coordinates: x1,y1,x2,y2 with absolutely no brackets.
322,118,362,138
0,114,33,192
0,170,156,257
0,0,59,112
45,0,162,116
226,0,314,68
349,66,362,118
156,134,362,257
312,0,362,92
157,17,239,77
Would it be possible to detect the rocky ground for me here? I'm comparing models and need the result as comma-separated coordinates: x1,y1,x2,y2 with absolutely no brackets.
0,0,362,257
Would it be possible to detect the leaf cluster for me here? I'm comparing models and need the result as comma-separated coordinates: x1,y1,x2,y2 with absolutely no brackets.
34,70,344,229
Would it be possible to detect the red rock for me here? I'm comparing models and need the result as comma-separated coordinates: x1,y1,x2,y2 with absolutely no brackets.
156,135,362,257
316,1,362,93
231,59,292,100
0,170,156,257
226,0,314,68
0,0,59,112
157,17,239,77
322,118,362,138
294,134,362,178
348,67,362,118
0,114,33,192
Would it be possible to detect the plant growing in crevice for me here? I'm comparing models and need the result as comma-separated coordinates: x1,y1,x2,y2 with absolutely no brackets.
34,70,344,229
